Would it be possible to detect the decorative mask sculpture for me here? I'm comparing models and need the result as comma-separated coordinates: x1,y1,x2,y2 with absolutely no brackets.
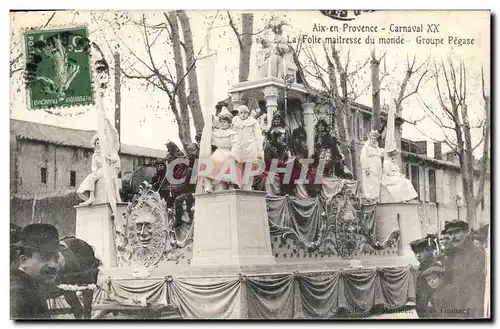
117,184,179,275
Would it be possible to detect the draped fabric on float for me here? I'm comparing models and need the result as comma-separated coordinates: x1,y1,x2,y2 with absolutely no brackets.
246,274,296,319
169,278,241,319
88,266,416,319
298,272,341,318
266,196,325,243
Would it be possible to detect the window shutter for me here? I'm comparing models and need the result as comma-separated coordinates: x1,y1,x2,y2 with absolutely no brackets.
435,169,444,203
423,168,430,202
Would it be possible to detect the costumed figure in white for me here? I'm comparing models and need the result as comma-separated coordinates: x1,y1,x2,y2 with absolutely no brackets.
380,103,418,203
360,130,384,201
253,22,297,79
232,105,264,190
198,107,242,192
76,133,120,206
380,150,418,203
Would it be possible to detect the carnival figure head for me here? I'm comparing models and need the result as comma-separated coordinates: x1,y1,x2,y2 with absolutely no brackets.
315,119,330,136
272,111,284,127
368,130,379,147
238,105,251,120
218,107,233,130
91,134,100,152
386,149,398,161
155,160,166,173
165,141,183,157
134,213,154,247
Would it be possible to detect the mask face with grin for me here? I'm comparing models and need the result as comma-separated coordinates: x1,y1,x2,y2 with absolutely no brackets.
135,215,154,247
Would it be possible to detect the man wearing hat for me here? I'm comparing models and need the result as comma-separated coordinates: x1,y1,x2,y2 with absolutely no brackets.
444,219,486,318
410,235,437,318
421,262,460,318
10,224,66,320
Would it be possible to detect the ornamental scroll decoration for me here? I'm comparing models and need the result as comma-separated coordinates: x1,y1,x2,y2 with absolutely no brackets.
269,181,400,259
116,184,182,276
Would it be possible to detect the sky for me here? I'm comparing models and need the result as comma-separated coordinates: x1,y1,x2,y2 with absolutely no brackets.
9,10,490,157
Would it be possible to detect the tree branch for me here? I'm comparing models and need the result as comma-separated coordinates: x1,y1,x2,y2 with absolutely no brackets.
227,11,243,49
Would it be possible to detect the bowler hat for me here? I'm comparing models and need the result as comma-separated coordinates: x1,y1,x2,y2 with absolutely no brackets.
11,224,66,253
444,220,469,233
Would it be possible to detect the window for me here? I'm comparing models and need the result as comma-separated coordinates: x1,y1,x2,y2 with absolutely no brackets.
72,148,79,159
84,150,90,158
410,165,420,200
40,167,47,184
70,171,76,187
481,197,485,210
429,169,436,202
44,144,49,152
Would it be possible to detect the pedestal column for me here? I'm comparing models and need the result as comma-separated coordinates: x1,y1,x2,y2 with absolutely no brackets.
191,190,275,269
75,202,127,268
263,86,279,130
302,102,315,157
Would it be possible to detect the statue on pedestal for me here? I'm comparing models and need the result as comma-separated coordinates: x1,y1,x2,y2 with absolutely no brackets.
360,130,384,201
380,150,418,203
232,105,264,190
198,107,242,192
254,22,297,79
76,134,120,206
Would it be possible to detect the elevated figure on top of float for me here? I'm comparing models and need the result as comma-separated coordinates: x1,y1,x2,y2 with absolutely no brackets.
198,107,242,192
360,130,384,202
380,104,418,203
232,105,264,190
76,133,121,206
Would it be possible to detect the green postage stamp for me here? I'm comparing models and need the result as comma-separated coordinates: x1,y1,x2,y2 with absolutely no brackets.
24,26,93,110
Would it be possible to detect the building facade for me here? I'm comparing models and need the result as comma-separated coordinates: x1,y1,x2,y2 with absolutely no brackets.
10,119,166,235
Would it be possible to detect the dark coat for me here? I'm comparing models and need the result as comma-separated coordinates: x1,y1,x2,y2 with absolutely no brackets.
427,282,461,319
449,240,486,318
415,261,434,318
10,268,50,320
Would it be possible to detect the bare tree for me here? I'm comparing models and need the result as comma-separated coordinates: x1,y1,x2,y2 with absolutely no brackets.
177,10,204,134
227,12,254,82
416,59,490,229
299,41,370,178
110,12,216,151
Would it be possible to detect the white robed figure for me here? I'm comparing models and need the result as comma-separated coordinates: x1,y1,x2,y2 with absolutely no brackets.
76,42,121,216
360,130,384,200
380,105,418,203
232,105,264,190
198,107,242,192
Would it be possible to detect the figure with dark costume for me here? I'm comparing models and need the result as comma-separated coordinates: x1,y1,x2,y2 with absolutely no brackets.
313,119,353,179
11,224,66,319
151,160,166,191
264,111,291,162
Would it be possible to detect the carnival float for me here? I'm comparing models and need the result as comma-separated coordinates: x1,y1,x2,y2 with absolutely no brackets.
49,24,422,319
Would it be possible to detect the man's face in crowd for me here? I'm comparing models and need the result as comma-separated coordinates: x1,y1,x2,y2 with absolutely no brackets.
415,249,433,263
449,228,468,248
20,250,60,284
